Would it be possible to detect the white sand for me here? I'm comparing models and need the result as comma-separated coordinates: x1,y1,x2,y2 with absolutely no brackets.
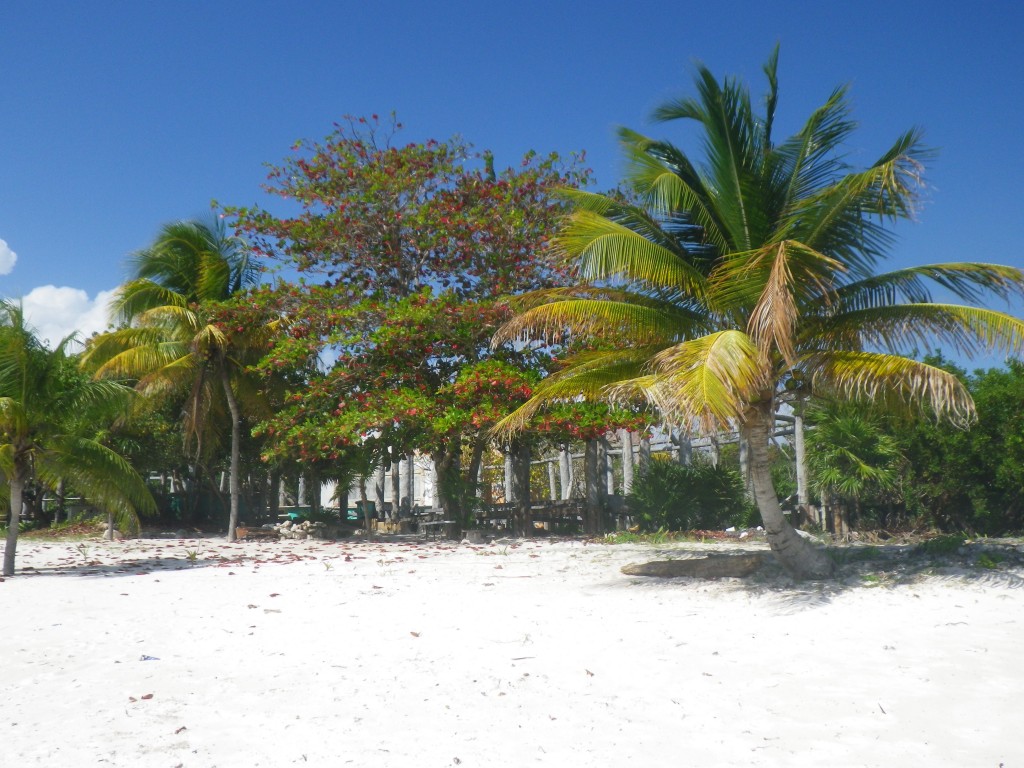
1,536,1021,767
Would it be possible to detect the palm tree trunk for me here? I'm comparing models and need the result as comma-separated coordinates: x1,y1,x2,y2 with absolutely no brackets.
743,404,834,579
3,460,28,577
221,368,242,542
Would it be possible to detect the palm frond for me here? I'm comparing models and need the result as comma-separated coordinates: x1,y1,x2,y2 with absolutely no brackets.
813,303,1024,359
553,208,708,295
647,330,766,431
617,128,729,251
772,85,857,209
805,350,974,426
493,296,706,347
111,279,189,325
492,349,656,435
782,128,931,276
37,435,157,533
825,263,1024,311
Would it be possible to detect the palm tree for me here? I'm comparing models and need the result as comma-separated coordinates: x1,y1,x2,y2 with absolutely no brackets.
494,49,1024,578
0,303,156,576
81,219,265,541
804,402,903,533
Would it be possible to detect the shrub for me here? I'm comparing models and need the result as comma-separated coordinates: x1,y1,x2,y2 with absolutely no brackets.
627,458,753,532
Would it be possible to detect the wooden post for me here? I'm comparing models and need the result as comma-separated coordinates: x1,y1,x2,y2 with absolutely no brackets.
504,450,515,503
601,437,615,496
794,407,809,519
559,444,573,500
620,429,634,495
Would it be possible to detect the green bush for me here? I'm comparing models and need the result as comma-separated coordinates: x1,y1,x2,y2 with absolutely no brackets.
627,458,754,532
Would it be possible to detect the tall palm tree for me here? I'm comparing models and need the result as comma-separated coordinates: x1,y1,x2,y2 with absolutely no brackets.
81,219,265,541
494,49,1024,578
0,303,156,576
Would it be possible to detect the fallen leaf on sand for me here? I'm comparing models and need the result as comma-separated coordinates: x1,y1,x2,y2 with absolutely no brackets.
175,726,187,734
410,631,420,637
141,693,154,700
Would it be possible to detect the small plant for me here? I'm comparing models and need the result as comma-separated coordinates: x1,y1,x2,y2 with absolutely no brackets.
627,457,754,533
185,549,200,564
322,559,334,571
603,531,644,544
917,535,965,556
976,552,1003,570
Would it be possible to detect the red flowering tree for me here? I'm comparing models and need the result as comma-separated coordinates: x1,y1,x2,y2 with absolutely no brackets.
225,117,589,529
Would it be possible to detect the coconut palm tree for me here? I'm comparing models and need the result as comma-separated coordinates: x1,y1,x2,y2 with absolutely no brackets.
0,303,156,575
494,49,1024,578
81,219,266,541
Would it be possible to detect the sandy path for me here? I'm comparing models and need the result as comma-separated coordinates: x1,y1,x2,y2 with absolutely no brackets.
1,537,1020,767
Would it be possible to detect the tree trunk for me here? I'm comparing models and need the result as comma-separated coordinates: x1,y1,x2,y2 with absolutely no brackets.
547,461,558,501
221,368,242,542
359,476,373,533
673,429,692,466
708,435,720,468
3,459,28,576
433,446,463,538
390,453,401,520
374,463,386,513
638,436,651,477
401,453,415,516
584,439,603,535
743,404,834,579
511,439,531,537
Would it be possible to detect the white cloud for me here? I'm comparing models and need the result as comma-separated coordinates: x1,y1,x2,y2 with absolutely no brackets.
21,286,116,350
0,238,17,275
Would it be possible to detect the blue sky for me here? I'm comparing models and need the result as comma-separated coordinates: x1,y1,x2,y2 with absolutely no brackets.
1,0,1022,359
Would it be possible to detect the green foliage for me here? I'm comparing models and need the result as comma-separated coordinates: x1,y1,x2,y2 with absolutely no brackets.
916,535,965,555
976,552,1003,570
0,303,156,574
494,50,1024,577
228,118,590,524
626,458,752,532
294,508,338,525
899,357,1024,534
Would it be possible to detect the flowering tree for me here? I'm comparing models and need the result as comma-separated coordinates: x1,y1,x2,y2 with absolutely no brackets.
225,117,588,529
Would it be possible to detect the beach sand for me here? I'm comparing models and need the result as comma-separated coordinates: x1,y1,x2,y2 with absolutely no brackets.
1,535,1021,767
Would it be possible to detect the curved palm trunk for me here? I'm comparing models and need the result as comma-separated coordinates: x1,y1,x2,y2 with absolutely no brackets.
221,368,242,542
743,405,834,579
3,458,28,577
